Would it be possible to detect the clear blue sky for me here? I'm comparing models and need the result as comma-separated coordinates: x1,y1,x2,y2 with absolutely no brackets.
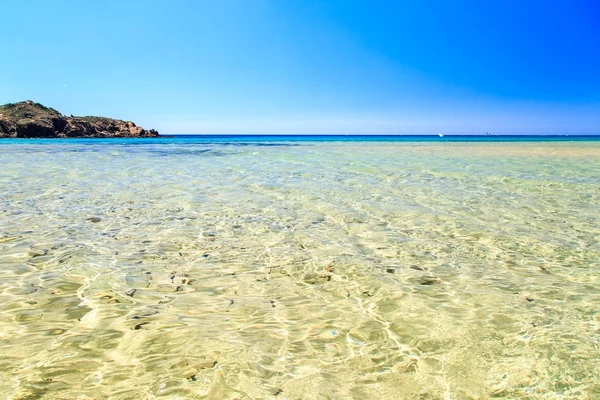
1,0,599,134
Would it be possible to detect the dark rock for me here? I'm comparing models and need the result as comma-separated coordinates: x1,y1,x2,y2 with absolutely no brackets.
0,118,16,137
17,118,55,137
0,100,159,138
53,118,67,132
186,374,197,382
419,276,440,285
133,322,149,330
539,266,551,274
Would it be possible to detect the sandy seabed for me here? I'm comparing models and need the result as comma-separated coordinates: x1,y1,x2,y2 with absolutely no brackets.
1,140,599,399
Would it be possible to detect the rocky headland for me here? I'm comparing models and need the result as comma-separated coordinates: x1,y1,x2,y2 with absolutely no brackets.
0,101,159,138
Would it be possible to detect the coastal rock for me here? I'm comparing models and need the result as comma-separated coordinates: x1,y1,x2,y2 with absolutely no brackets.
0,100,159,138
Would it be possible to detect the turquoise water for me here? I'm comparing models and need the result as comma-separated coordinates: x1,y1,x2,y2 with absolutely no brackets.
2,134,599,145
1,137,599,399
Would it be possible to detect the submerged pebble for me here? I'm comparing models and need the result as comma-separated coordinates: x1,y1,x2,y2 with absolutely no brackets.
133,322,149,330
303,273,331,284
29,249,48,258
419,276,440,285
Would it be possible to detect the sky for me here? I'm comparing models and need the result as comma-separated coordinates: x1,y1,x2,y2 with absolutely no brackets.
1,0,599,134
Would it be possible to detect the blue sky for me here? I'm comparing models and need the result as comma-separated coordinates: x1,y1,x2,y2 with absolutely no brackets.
1,0,599,134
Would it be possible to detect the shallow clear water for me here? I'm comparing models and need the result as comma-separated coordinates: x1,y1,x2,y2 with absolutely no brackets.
1,139,599,399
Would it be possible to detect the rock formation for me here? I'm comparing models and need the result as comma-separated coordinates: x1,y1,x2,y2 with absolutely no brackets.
0,101,159,138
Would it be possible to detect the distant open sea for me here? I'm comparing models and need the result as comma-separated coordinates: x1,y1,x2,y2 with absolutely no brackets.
1,135,599,399
3,133,600,144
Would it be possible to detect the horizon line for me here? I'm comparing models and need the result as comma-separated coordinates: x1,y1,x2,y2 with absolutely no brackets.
159,133,600,136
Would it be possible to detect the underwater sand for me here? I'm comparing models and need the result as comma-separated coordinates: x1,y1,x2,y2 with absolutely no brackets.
0,139,599,399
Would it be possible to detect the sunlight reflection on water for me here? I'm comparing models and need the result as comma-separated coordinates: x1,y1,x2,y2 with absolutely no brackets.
0,140,599,399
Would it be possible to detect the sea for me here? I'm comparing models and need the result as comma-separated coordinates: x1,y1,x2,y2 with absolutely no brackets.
1,135,599,399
